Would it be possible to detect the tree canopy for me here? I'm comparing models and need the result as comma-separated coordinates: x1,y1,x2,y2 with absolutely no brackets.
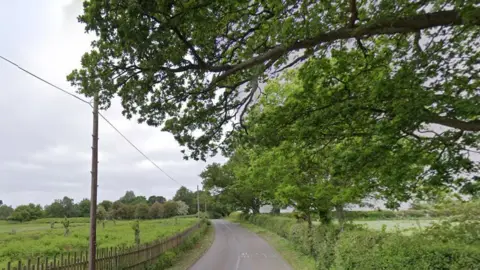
69,0,480,160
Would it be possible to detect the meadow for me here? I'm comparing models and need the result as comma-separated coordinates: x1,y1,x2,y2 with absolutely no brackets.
0,218,197,267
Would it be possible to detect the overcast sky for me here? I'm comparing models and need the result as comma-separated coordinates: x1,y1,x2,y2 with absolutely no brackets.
0,1,225,207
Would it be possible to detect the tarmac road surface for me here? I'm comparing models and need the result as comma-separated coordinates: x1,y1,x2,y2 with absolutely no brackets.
190,219,292,270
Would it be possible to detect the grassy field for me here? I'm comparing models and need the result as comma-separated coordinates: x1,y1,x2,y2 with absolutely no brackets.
0,218,197,267
352,219,437,232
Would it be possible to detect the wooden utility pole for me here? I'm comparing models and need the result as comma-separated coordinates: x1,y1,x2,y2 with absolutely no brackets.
88,93,99,270
197,185,200,218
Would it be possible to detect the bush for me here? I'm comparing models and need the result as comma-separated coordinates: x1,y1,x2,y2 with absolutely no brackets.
334,230,480,269
153,250,176,269
233,214,480,270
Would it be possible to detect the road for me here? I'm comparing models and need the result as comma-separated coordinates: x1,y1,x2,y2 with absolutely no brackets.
190,220,292,270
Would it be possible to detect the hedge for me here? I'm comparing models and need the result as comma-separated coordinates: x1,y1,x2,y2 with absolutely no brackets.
234,214,480,270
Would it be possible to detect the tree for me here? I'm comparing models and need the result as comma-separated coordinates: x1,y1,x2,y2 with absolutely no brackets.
119,191,137,204
44,197,79,217
9,204,43,222
0,205,13,220
242,63,479,205
163,201,178,218
61,196,77,217
45,200,65,217
147,196,166,205
131,196,148,205
148,202,164,219
77,198,90,217
176,201,189,216
99,200,113,212
173,187,196,214
135,203,150,219
69,0,480,160
97,206,107,220
111,201,128,220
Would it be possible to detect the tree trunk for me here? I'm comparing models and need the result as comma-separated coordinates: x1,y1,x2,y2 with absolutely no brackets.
318,209,332,225
270,205,281,215
306,212,314,256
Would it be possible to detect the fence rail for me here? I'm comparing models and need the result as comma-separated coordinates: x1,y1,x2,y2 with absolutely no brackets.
2,221,203,270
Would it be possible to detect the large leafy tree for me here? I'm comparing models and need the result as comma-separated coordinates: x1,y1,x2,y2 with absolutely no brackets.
69,0,480,160
78,198,91,217
201,155,265,214
243,51,480,203
173,186,196,214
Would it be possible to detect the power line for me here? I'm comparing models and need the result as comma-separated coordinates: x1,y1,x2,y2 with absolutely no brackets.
0,55,91,105
0,54,182,186
98,113,182,186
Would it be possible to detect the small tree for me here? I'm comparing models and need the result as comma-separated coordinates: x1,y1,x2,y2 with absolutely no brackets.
148,202,164,219
97,206,107,221
131,220,140,245
135,203,149,219
176,201,189,216
163,201,178,218
61,217,70,237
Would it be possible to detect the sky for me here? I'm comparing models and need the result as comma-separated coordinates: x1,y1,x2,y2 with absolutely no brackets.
0,1,225,207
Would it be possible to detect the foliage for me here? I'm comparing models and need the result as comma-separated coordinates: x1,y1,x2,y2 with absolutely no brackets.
163,201,179,218
69,0,480,161
152,220,208,270
335,230,480,270
147,196,166,205
234,214,480,270
134,203,149,219
77,199,90,217
98,200,112,212
9,204,43,222
148,202,164,219
61,217,70,237
201,159,263,214
0,205,14,220
131,220,140,245
175,201,189,216
96,206,107,221
173,187,196,215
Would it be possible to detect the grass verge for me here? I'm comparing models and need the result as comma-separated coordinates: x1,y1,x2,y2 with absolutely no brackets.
227,217,316,270
165,222,215,270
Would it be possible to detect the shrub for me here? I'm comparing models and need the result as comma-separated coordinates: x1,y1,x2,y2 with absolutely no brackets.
334,230,480,270
236,214,480,270
154,250,176,269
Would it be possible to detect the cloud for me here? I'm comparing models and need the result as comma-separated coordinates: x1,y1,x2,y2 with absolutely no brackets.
0,0,225,207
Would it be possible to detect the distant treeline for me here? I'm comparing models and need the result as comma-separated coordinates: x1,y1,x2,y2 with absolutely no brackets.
0,185,225,222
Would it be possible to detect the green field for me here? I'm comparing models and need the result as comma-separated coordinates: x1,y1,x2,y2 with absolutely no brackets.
310,218,439,234
352,219,438,233
0,218,197,266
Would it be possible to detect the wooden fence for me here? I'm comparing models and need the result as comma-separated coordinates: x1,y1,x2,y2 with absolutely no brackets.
2,221,203,270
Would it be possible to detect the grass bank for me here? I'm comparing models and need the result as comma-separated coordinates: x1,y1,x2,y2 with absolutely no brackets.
227,216,316,270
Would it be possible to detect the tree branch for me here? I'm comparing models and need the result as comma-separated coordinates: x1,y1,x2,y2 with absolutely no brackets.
427,114,480,132
214,8,479,78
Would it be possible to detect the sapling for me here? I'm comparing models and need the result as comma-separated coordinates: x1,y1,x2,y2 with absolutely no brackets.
131,220,140,245
61,217,70,236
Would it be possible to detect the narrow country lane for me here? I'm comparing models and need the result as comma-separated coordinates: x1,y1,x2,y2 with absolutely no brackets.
190,220,292,270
